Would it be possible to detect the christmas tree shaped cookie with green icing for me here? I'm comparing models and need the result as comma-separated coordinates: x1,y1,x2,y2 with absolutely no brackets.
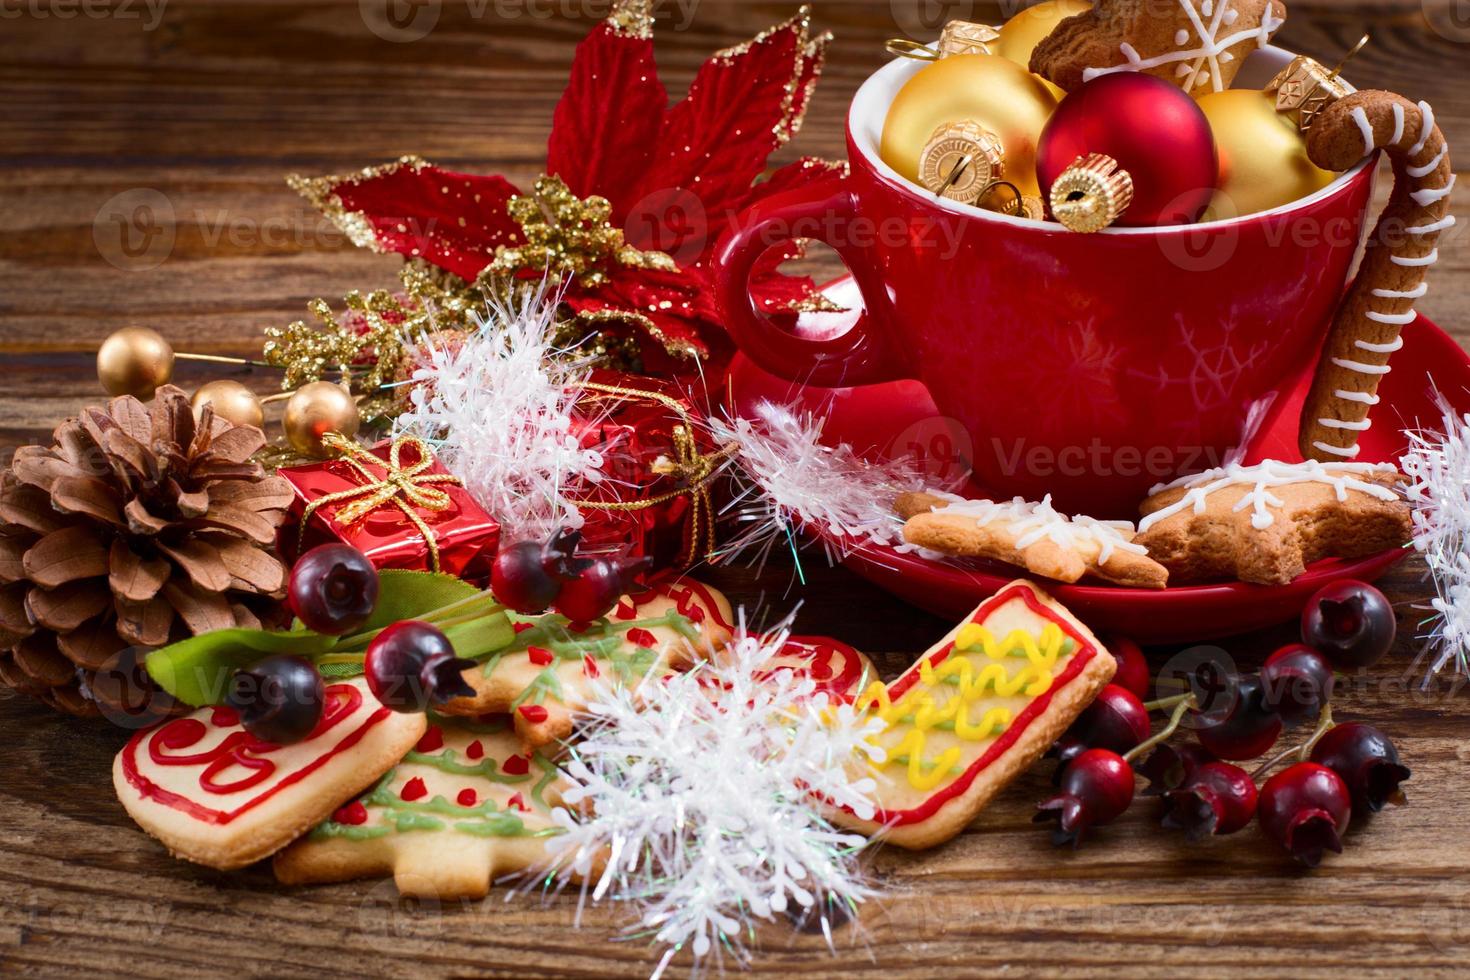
274,713,569,900
436,578,735,752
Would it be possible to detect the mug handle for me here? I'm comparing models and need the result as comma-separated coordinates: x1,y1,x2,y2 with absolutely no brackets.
713,178,908,388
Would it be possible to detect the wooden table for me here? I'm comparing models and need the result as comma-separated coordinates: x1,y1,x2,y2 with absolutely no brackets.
3,2,1469,975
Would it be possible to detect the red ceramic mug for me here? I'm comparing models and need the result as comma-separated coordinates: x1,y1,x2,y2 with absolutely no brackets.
713,49,1376,518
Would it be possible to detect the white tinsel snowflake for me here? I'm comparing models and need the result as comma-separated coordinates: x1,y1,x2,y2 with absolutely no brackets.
539,620,885,979
711,400,932,567
1401,390,1470,684
392,283,604,543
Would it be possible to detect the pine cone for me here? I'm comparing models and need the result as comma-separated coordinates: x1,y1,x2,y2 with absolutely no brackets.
0,385,293,718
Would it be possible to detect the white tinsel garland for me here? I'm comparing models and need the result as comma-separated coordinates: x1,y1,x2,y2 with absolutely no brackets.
393,284,605,543
537,620,885,978
1402,390,1470,684
711,400,932,567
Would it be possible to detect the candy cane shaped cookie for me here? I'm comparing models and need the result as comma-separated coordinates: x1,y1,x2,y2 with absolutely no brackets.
1299,92,1454,461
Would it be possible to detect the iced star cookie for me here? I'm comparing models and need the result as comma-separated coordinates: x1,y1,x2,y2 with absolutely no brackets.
114,677,426,870
898,491,1169,589
834,581,1115,849
436,578,735,751
274,714,568,899
1135,460,1410,585
1031,0,1287,95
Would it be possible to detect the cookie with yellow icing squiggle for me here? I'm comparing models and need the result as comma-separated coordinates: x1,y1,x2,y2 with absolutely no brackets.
833,580,1115,850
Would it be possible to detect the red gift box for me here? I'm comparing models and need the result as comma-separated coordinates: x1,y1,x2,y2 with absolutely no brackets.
570,371,734,571
279,436,499,581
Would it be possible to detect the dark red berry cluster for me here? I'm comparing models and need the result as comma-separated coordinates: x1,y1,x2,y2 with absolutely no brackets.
490,528,650,622
1036,581,1410,867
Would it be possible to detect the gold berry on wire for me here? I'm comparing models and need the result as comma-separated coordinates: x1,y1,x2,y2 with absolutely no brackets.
191,380,265,430
97,326,175,398
283,381,361,458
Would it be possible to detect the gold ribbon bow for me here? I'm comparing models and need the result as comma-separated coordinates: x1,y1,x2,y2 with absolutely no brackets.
297,432,463,572
573,381,739,567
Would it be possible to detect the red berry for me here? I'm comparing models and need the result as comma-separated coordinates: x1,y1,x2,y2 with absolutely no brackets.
466,739,484,761
492,541,561,615
1054,684,1151,769
456,788,477,807
1035,748,1135,847
1105,636,1150,699
502,754,530,776
554,554,652,623
364,621,476,713
1138,742,1216,797
507,792,528,812
289,544,379,636
1161,761,1258,840
1310,722,1410,814
1261,644,1335,727
1301,580,1396,669
1194,674,1283,761
1259,762,1352,867
400,776,428,802
518,704,549,723
226,655,324,745
527,646,554,667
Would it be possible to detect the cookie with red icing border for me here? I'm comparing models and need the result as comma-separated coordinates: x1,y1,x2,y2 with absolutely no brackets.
274,714,571,899
113,677,426,870
834,580,1114,849
436,578,734,751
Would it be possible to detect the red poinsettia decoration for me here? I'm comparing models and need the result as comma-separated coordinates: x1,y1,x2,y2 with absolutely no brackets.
289,1,845,380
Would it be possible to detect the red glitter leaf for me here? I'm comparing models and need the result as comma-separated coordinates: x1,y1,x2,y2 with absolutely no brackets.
630,11,829,224
291,157,522,281
547,13,666,220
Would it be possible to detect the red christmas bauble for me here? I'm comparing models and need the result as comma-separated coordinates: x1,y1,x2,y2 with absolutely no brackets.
1037,73,1219,227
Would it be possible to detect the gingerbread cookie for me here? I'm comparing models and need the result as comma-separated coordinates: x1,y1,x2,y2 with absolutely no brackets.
833,580,1115,849
1298,92,1454,462
436,578,734,751
898,491,1169,589
1135,460,1409,585
114,677,426,870
274,714,569,899
1031,0,1287,95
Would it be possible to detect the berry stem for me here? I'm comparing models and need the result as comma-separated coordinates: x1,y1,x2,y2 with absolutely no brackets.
1142,693,1193,712
1123,695,1197,764
1249,705,1337,780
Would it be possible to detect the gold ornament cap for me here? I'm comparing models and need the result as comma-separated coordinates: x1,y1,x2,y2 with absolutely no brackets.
1268,55,1353,133
886,19,1000,60
919,120,1007,204
1050,154,1135,233
938,20,1001,57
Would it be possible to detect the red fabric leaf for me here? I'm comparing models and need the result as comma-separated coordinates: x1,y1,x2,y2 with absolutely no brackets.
630,11,829,234
291,157,522,281
546,13,667,220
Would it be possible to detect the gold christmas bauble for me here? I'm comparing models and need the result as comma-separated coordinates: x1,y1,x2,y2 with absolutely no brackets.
1198,90,1337,222
881,54,1058,199
283,381,360,458
996,0,1091,99
191,380,265,430
97,326,175,399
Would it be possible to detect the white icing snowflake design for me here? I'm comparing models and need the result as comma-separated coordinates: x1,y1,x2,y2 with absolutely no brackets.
929,491,1148,563
1083,0,1286,94
1137,460,1401,533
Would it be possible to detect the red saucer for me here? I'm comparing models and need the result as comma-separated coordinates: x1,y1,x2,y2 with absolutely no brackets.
727,279,1469,643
